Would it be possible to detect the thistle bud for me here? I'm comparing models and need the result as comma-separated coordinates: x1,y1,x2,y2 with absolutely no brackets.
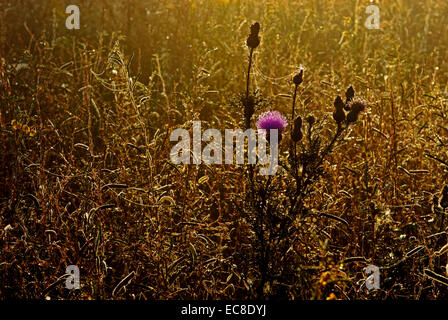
293,69,303,86
250,22,260,36
333,108,346,124
334,95,345,110
246,33,260,49
333,95,346,124
291,116,303,142
345,85,355,102
348,97,368,113
247,22,261,49
345,97,367,124
345,85,355,110
346,110,358,124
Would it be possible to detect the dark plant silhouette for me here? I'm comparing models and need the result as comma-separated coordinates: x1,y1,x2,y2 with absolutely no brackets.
239,22,367,299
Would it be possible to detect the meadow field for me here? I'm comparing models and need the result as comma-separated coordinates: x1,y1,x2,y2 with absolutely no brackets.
1,0,448,300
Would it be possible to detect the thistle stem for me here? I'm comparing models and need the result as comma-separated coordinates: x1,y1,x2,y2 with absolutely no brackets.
291,83,298,121
246,48,255,183
246,48,254,100
290,83,299,169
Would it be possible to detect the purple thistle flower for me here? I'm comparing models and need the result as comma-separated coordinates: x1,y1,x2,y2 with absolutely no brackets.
256,111,288,135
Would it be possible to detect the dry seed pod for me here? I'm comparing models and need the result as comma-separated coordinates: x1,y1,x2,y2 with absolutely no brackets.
346,97,367,124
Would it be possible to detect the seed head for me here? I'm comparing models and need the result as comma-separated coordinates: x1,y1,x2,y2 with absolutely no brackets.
348,97,368,113
346,97,367,124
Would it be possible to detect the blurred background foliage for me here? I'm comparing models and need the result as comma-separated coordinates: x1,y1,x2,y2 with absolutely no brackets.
1,0,448,299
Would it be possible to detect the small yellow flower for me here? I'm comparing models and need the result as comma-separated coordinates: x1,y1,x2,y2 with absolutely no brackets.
22,124,30,134
319,271,331,286
326,293,337,300
30,129,37,137
345,17,351,24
